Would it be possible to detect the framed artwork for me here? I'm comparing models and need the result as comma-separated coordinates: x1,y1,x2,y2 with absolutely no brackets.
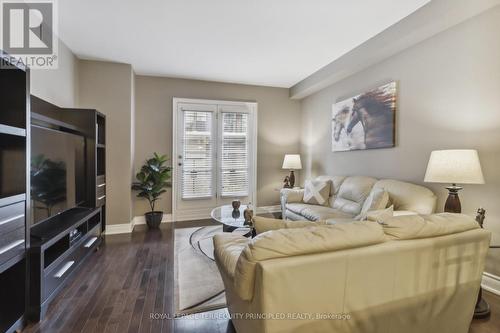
331,81,396,152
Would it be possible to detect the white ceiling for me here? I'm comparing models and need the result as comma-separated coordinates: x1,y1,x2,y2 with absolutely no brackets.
58,0,430,88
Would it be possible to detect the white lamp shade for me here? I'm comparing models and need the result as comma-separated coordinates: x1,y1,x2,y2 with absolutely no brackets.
282,154,302,170
424,149,484,184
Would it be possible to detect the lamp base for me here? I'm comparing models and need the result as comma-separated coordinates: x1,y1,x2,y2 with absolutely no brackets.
444,184,462,213
289,170,295,188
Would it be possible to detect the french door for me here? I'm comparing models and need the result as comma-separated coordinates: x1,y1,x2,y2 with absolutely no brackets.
173,99,257,221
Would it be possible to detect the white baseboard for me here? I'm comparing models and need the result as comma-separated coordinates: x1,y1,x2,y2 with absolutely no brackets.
132,213,173,226
105,223,134,235
105,213,173,235
482,272,500,296
106,206,281,235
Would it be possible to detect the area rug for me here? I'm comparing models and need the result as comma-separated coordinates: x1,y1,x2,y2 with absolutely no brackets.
174,225,250,316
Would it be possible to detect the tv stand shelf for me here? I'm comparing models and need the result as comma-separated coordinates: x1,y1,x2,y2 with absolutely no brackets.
31,207,98,245
28,207,103,321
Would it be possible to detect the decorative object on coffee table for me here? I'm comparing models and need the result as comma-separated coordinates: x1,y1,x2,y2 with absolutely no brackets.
424,149,484,213
244,203,254,223
211,204,254,237
231,209,241,219
282,154,302,187
132,153,171,228
232,199,241,210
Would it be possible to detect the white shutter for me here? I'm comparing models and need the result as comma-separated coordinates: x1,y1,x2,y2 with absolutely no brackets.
181,110,213,199
220,112,249,197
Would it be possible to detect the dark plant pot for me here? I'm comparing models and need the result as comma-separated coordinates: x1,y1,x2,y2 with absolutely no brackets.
145,211,163,228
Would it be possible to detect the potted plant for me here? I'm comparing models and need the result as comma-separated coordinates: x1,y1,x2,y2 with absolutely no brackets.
132,153,171,228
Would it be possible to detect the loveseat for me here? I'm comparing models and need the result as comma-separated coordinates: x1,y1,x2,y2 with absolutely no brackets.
214,214,491,333
281,175,437,223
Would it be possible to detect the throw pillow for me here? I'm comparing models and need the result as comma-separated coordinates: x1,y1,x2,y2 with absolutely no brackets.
303,180,330,206
356,188,389,220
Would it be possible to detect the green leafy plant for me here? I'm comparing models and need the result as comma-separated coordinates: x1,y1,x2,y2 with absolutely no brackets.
132,153,171,212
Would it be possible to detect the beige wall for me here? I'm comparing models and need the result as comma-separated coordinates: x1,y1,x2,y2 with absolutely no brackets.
30,40,79,107
78,60,135,226
29,52,300,224
133,76,301,216
300,7,500,275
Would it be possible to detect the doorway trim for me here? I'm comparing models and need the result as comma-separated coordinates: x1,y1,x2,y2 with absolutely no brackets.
172,97,258,222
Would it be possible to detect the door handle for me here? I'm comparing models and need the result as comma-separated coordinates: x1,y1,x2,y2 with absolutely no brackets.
178,163,182,166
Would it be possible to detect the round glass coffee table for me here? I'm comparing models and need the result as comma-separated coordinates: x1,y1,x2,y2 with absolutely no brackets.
210,205,255,237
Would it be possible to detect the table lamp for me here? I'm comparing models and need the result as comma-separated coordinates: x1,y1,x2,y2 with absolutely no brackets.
282,154,302,188
425,150,487,318
424,149,484,213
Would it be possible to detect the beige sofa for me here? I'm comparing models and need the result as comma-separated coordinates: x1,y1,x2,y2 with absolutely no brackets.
214,214,491,333
281,175,437,223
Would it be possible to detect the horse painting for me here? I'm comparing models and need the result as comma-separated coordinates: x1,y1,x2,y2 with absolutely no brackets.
331,82,396,152
332,106,350,142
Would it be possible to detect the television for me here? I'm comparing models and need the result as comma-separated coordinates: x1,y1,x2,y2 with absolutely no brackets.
30,125,86,226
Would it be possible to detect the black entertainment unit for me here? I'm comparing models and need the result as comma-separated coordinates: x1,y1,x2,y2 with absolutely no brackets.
0,50,107,331
27,96,107,322
0,52,30,333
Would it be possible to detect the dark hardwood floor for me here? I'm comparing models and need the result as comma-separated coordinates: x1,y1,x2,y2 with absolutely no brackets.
23,220,500,333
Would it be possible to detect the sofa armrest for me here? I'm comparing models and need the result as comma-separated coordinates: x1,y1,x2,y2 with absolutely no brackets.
280,188,304,217
213,234,250,281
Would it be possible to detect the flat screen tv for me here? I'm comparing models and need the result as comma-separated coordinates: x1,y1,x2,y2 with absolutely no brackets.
30,125,86,226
